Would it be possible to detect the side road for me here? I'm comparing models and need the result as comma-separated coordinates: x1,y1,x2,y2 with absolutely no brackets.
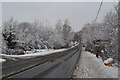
73,47,118,78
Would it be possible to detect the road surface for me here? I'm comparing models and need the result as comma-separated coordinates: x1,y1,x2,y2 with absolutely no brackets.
2,44,82,79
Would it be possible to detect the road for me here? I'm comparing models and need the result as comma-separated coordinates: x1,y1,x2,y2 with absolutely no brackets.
2,44,82,79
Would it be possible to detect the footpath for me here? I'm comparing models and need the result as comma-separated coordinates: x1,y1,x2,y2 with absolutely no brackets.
73,47,118,78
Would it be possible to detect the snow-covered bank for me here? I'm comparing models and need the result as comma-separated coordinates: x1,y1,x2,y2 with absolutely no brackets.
0,43,79,59
73,48,118,78
87,52,118,78
0,49,68,59
0,58,6,63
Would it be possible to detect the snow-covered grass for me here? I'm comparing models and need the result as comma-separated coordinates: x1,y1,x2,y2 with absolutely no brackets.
86,52,118,78
0,43,79,58
0,49,68,59
0,44,79,60
0,58,6,63
74,48,118,78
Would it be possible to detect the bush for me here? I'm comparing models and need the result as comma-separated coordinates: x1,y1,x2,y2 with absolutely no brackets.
2,49,25,55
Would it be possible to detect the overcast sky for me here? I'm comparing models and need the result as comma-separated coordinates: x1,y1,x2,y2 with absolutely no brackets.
2,2,117,31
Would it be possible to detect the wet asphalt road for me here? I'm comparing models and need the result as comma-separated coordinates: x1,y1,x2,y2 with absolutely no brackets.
2,44,82,79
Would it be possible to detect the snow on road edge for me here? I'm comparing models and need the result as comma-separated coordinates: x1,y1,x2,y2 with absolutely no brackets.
85,52,118,78
0,58,6,63
0,49,68,58
0,43,79,58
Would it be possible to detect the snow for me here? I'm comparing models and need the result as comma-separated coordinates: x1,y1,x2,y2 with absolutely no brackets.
0,58,6,63
104,58,113,64
88,52,118,78
70,42,79,48
101,50,104,53
0,44,78,59
1,49,67,58
73,48,118,78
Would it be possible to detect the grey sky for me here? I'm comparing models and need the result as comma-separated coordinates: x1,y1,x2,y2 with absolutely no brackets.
2,2,117,31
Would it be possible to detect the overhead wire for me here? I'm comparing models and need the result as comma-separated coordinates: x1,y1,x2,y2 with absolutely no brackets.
95,0,104,22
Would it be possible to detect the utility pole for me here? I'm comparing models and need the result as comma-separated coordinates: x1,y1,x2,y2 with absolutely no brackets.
118,1,120,72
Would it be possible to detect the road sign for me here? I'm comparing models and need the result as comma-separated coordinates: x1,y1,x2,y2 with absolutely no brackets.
94,39,110,44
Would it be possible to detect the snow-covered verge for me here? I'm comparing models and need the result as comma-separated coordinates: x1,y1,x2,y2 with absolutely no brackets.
88,52,118,78
0,43,79,58
0,58,6,63
73,48,118,78
0,49,68,59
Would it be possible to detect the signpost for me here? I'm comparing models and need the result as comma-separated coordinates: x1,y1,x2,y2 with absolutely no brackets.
94,39,110,44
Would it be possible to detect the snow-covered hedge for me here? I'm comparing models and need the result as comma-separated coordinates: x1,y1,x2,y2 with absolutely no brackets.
2,49,25,55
